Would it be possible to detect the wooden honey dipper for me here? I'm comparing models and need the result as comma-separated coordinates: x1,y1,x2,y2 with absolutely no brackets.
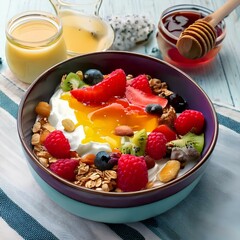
176,0,240,59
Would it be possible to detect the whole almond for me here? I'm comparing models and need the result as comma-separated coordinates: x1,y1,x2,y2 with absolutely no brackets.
159,160,180,183
114,125,134,137
62,118,75,132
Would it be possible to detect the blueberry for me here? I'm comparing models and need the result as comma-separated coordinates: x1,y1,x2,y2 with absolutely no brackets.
84,69,103,85
94,151,115,171
145,104,163,115
167,93,187,113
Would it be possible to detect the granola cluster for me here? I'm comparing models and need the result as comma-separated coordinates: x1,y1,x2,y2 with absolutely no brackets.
75,163,118,192
149,77,176,127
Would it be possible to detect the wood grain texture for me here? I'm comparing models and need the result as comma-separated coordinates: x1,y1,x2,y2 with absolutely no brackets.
1,0,240,108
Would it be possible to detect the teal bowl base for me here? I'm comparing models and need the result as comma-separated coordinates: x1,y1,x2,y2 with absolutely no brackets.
30,165,202,223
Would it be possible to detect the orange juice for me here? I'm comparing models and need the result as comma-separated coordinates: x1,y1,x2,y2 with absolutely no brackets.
5,12,67,84
59,10,114,55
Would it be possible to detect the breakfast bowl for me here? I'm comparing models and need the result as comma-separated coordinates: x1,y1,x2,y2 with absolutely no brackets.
17,51,218,223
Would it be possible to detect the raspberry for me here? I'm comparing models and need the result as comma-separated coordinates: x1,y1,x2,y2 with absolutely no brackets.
145,132,167,160
44,130,71,158
117,154,148,192
50,159,79,181
174,110,205,136
127,74,152,93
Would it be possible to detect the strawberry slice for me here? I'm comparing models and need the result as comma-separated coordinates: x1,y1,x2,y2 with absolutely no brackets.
127,74,152,94
125,86,168,109
152,124,177,142
70,69,126,105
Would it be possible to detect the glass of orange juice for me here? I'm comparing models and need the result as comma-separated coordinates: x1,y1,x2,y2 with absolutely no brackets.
5,11,67,84
50,0,115,56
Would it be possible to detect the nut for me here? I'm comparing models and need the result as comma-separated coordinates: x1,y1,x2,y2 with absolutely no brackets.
146,181,154,189
32,122,41,133
75,162,117,192
149,78,173,98
36,151,51,159
159,105,176,128
114,125,134,137
104,170,117,180
40,130,50,144
38,157,49,168
62,118,75,132
126,74,133,80
81,153,96,165
102,183,110,192
35,102,51,117
42,123,55,132
158,160,180,183
31,133,40,145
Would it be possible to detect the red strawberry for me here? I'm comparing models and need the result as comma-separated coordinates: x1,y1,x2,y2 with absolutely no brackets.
146,132,167,160
127,74,152,93
174,109,205,136
70,69,126,105
44,130,71,158
125,86,168,109
152,124,177,142
50,159,79,181
117,154,148,192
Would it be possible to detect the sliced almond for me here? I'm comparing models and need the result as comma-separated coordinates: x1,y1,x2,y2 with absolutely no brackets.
159,160,180,183
31,133,40,145
32,121,41,133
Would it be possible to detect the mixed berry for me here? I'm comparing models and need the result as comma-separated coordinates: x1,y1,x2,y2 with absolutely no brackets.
32,68,205,192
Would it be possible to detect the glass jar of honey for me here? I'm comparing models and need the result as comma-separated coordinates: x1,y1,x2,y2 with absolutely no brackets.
5,11,67,84
157,4,226,69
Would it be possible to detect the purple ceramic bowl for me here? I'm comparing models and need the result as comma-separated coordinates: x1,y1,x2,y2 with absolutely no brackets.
17,51,218,209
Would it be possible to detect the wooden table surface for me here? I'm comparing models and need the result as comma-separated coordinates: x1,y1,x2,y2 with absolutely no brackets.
1,0,240,110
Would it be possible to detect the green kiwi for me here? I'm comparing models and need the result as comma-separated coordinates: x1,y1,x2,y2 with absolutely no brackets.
168,132,204,154
130,129,147,156
130,145,142,156
120,141,142,156
61,72,86,91
120,142,134,154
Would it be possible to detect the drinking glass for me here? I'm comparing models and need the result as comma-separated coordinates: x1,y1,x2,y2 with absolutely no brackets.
50,0,114,56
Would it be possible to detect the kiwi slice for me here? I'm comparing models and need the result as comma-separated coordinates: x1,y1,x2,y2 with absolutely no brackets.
120,142,133,154
130,129,147,156
168,132,204,154
61,72,86,91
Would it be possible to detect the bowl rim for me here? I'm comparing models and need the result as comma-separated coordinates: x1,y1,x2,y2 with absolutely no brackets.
17,50,219,197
